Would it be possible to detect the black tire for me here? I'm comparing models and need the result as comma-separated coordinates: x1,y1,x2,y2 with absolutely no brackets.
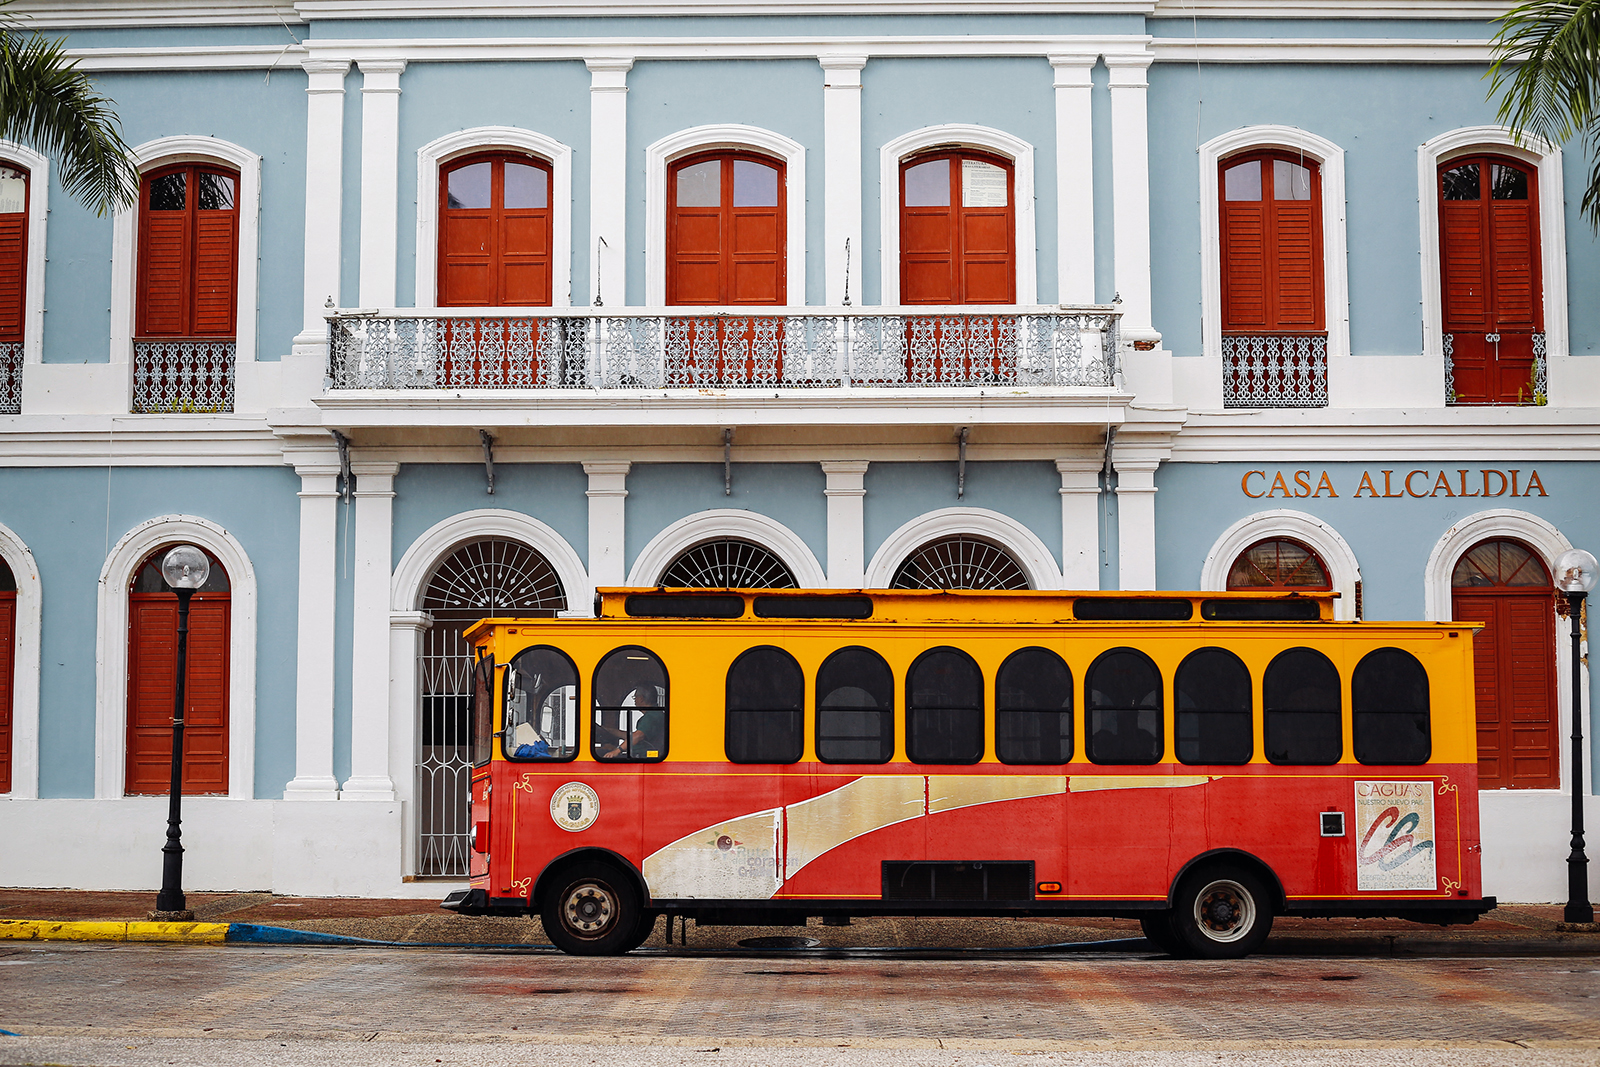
1168,865,1274,960
621,911,658,953
1139,913,1186,956
539,861,644,956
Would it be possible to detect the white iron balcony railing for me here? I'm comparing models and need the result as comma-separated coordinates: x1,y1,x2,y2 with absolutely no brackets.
1222,332,1328,409
132,337,237,414
326,306,1123,392
0,341,19,414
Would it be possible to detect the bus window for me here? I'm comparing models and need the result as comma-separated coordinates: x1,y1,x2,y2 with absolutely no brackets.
592,647,668,761
1175,647,1253,765
996,647,1073,764
1264,647,1341,764
1086,648,1162,764
726,646,804,763
1353,647,1431,765
503,646,579,761
470,653,495,767
816,646,894,763
907,648,984,764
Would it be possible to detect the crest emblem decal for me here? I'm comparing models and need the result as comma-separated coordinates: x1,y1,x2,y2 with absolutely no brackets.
550,782,601,833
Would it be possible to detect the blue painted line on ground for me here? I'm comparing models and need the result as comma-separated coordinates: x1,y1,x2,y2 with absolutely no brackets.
0,1028,20,1036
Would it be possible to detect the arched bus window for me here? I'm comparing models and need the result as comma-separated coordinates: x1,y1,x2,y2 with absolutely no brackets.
1175,647,1253,765
815,646,894,764
1264,647,1341,764
900,150,1015,305
907,647,983,764
470,652,495,768
438,152,553,307
996,647,1072,764
503,646,579,761
1352,648,1430,765
725,646,803,764
592,646,668,762
1085,648,1162,765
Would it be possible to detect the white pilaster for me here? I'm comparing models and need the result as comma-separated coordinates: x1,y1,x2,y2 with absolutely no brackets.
1050,54,1097,305
294,59,350,356
822,461,869,588
587,57,633,307
820,56,867,307
389,609,431,876
584,461,631,589
358,59,406,310
283,454,342,800
1106,54,1156,341
344,460,400,801
1114,459,1159,591
1056,458,1101,589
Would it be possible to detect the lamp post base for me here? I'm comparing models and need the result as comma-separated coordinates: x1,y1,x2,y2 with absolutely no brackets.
147,910,197,921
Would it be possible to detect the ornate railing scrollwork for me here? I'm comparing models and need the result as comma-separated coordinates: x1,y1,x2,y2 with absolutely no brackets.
0,341,20,415
131,338,237,414
1222,332,1328,409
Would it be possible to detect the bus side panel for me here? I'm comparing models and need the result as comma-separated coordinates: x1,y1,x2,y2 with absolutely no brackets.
510,767,644,898
921,787,1066,890
779,818,930,899
638,764,785,900
1065,784,1196,900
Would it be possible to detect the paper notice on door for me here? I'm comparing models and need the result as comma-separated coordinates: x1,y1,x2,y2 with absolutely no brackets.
961,160,1007,208
0,179,26,214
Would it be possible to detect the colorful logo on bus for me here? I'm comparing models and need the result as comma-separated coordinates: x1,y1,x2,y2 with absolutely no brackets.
550,782,600,833
1354,780,1436,891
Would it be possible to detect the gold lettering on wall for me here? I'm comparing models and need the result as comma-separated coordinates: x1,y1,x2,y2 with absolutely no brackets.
1245,469,1550,500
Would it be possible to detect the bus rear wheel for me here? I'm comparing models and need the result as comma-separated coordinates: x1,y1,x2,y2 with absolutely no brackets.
540,862,644,956
1169,866,1273,960
1138,913,1184,956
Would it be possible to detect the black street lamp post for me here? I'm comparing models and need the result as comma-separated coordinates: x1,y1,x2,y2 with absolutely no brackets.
151,545,210,921
1555,548,1597,925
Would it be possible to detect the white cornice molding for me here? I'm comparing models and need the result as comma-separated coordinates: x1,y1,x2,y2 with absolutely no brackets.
1151,38,1495,63
14,1,303,27
68,46,309,71
1150,0,1508,16
1170,409,1600,462
296,1,1156,16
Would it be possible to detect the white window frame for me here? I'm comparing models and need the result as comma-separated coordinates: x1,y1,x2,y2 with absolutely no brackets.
0,520,41,799
864,506,1061,590
645,124,806,307
626,509,827,588
414,126,574,308
878,124,1037,307
0,141,48,367
1199,509,1360,621
1199,125,1350,361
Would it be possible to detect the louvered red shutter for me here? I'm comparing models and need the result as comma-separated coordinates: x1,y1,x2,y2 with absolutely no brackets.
137,206,190,337
1441,199,1488,333
193,209,238,336
1504,594,1556,788
126,591,230,795
1220,198,1266,330
0,592,14,794
180,597,230,793
1489,197,1540,331
1273,198,1320,329
0,212,26,343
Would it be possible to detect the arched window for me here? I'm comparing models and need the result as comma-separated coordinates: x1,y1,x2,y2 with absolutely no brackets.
1175,647,1252,765
1086,648,1162,765
125,547,231,795
1439,155,1543,405
891,536,1029,590
815,646,894,764
1352,647,1430,765
996,647,1072,764
1263,647,1341,765
1451,538,1556,787
1226,538,1332,591
437,152,553,307
592,646,669,762
503,646,579,762
0,161,29,414
136,164,240,340
900,150,1015,305
0,554,13,793
1219,151,1324,335
659,539,796,589
667,151,785,306
906,647,983,764
725,646,803,764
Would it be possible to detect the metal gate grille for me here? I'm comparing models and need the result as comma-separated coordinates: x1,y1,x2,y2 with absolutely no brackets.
416,539,566,877
890,536,1030,590
658,539,797,589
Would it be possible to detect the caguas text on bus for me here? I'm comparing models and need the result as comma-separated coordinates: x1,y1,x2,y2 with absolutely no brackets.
1240,468,1548,499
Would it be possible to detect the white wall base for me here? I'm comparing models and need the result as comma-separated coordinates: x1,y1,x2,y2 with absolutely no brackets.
1171,353,1223,412
22,363,131,415
1546,355,1600,409
1479,790,1600,904
1121,345,1172,405
1327,353,1445,408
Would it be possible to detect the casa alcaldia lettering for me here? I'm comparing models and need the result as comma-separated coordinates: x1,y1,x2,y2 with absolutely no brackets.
1241,469,1549,500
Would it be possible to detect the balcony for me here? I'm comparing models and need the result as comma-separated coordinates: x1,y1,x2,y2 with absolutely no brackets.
0,341,18,415
132,338,237,414
1221,333,1328,409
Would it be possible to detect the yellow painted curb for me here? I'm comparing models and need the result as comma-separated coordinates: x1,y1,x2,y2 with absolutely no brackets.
0,919,228,943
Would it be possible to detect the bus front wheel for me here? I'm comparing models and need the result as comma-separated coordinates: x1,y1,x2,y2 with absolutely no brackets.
540,861,644,956
1168,866,1273,960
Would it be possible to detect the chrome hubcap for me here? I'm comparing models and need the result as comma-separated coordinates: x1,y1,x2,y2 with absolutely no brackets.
1193,878,1255,943
562,881,617,937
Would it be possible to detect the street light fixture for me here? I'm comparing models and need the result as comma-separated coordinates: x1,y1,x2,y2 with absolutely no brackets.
151,545,210,921
1554,547,1597,925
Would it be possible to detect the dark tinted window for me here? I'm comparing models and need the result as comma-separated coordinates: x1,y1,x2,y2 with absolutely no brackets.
1086,648,1162,764
592,647,669,761
996,647,1073,764
1201,598,1320,621
753,595,873,619
504,646,579,761
1175,647,1252,765
726,646,804,763
1353,647,1431,765
1264,647,1341,764
470,654,495,768
624,594,743,618
1074,598,1193,621
816,647,894,764
907,648,983,764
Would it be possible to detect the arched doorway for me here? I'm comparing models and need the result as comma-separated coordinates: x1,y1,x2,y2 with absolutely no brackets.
417,538,567,876
1225,537,1333,591
125,547,231,795
0,554,13,793
891,536,1030,590
1450,538,1559,788
658,539,796,589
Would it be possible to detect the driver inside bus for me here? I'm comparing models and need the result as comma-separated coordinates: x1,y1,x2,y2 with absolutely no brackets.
596,687,665,758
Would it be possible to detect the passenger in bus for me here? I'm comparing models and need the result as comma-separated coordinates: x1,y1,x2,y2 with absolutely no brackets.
595,687,666,758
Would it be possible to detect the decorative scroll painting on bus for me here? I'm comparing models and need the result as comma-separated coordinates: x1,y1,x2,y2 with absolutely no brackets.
1355,780,1437,891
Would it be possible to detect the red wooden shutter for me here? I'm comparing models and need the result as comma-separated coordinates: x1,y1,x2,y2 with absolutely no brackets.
1221,194,1267,329
1219,153,1324,332
181,598,230,792
667,153,785,307
126,590,230,796
499,160,553,307
137,165,239,337
0,168,28,344
1274,196,1320,328
900,152,1016,306
1489,195,1539,331
193,204,239,336
137,203,191,336
1452,590,1557,789
0,591,14,794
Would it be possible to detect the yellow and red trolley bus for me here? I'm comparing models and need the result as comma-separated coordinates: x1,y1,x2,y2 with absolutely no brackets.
442,588,1493,958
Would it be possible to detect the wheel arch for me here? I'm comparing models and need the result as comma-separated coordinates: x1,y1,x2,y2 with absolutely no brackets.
531,846,650,911
1168,848,1285,912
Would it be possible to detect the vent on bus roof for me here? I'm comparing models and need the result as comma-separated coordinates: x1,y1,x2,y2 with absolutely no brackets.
624,594,744,619
882,861,1034,901
1073,598,1194,621
1202,598,1322,622
753,595,874,619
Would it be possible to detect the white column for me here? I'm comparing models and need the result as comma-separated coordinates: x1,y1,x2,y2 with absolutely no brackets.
344,459,400,801
1050,54,1097,305
283,453,342,800
1114,459,1159,591
820,55,867,307
358,59,406,310
294,59,350,355
1106,54,1156,340
587,57,633,308
584,461,630,594
389,609,431,875
1056,458,1101,589
822,461,869,588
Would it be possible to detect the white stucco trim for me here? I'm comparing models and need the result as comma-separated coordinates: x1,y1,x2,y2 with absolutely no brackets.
1417,127,1568,368
1198,509,1360,621
414,126,575,308
878,124,1037,307
1199,126,1350,362
0,522,41,799
390,508,591,615
0,142,48,367
864,507,1062,590
93,515,258,800
645,124,807,307
627,510,828,588
110,136,262,369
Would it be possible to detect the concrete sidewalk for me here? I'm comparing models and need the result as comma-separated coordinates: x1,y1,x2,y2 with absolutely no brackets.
1,888,1598,954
